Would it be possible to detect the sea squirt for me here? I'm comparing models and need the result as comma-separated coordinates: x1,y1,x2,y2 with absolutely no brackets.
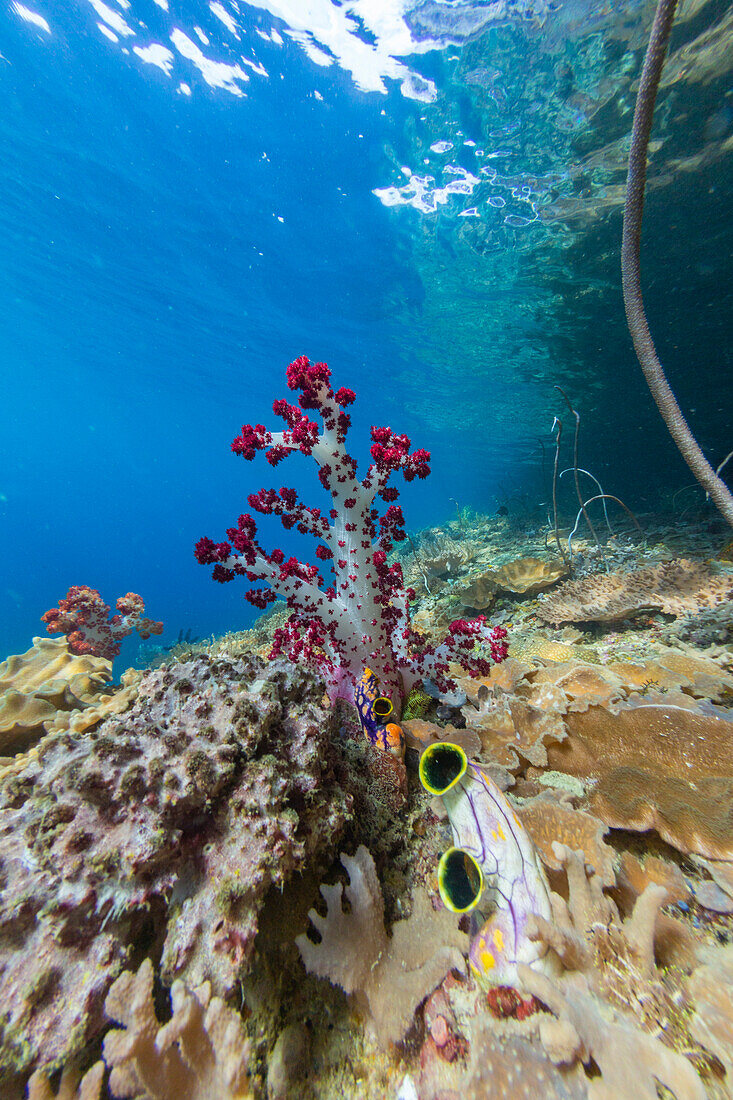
420,741,555,988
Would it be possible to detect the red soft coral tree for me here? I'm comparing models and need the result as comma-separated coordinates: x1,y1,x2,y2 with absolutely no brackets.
196,355,507,704
42,586,163,660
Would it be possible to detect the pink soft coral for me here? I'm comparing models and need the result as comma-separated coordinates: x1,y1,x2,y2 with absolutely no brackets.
42,585,163,659
196,355,507,703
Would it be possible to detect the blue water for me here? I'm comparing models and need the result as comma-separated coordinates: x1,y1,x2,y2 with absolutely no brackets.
1,0,732,662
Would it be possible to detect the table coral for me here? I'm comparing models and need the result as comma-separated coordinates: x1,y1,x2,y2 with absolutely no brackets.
295,845,468,1045
546,704,733,859
537,559,733,625
527,663,625,713
492,557,567,596
0,653,349,1079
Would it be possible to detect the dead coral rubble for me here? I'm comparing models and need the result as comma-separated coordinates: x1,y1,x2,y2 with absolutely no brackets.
537,558,733,625
0,653,350,1080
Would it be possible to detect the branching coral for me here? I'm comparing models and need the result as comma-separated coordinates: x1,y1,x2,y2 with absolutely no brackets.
195,356,507,705
296,845,468,1045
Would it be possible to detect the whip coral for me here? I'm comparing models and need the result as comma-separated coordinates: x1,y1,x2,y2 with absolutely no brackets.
196,356,507,703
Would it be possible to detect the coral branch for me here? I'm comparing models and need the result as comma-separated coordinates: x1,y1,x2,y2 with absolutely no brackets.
196,356,507,703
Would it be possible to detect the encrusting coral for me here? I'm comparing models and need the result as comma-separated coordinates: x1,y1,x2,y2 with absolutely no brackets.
537,559,733,625
0,653,349,1079
296,845,468,1045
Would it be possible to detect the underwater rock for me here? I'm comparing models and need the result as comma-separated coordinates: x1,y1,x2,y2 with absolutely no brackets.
0,653,349,1079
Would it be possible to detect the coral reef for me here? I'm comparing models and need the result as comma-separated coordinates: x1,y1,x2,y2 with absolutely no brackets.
492,556,567,595
42,587,162,659
7,509,733,1099
0,638,114,757
296,846,468,1045
537,559,733,625
195,355,507,704
0,653,349,1079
